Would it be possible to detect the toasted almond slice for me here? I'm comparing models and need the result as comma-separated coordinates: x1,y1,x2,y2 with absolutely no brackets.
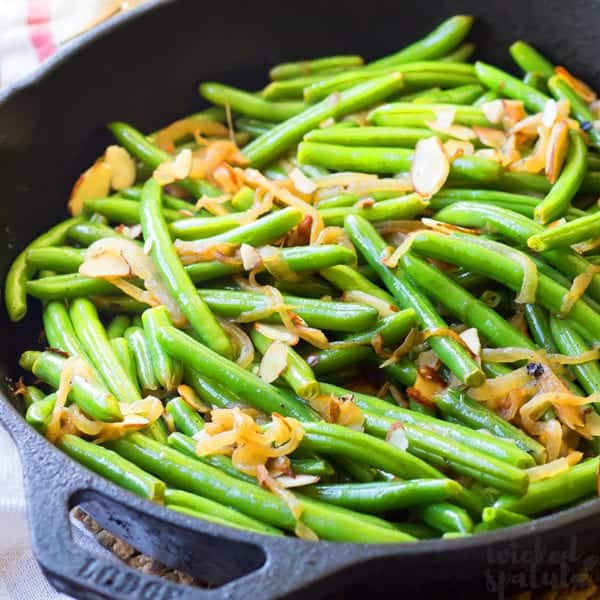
171,148,193,179
502,100,527,128
433,108,456,129
555,66,597,103
254,323,300,346
474,148,503,162
542,99,559,129
68,162,112,216
104,145,136,190
499,134,522,167
411,137,450,197
259,340,288,383
481,99,504,125
545,120,570,183
386,422,409,450
473,126,507,149
240,243,262,271
290,167,317,194
276,474,320,488
590,100,600,119
425,120,476,141
443,140,475,161
510,113,543,136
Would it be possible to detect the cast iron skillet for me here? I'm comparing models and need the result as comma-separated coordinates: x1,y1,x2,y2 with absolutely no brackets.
1,1,600,597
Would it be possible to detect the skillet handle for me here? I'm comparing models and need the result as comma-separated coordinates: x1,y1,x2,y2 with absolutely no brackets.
17,430,360,599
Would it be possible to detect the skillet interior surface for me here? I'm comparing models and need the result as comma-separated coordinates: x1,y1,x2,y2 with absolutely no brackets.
1,0,600,598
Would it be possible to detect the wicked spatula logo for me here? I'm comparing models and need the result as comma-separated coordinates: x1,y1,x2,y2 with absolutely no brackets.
485,537,599,599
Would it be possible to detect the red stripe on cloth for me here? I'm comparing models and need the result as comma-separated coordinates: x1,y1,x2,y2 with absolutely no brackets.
27,0,57,62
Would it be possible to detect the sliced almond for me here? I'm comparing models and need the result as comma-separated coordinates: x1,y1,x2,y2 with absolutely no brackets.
481,99,504,125
290,167,317,195
386,422,409,450
443,140,474,160
510,113,543,136
240,243,262,271
502,100,527,128
104,145,136,190
68,162,112,216
555,66,597,103
258,340,288,383
474,148,503,162
254,323,300,346
545,120,570,183
590,100,600,119
473,126,507,149
411,137,450,197
426,120,476,141
432,108,456,129
153,148,192,185
276,474,320,488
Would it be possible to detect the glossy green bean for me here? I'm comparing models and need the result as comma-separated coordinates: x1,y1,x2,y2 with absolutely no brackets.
141,179,232,357
142,306,182,391
26,393,56,432
298,142,501,183
529,212,600,251
169,214,248,240
27,246,85,273
439,42,476,63
43,301,85,357
84,197,181,225
158,325,315,420
67,221,131,246
19,350,122,422
303,479,462,513
121,186,200,214
345,215,485,386
106,315,131,339
5,217,83,322
474,61,550,112
368,16,474,68
523,304,558,353
305,126,458,147
414,83,484,104
549,316,600,395
416,502,473,534
242,73,405,168
125,327,159,392
270,55,364,81
482,506,530,530
166,397,205,436
434,389,546,463
509,42,554,78
110,337,141,396
110,433,415,542
59,434,165,501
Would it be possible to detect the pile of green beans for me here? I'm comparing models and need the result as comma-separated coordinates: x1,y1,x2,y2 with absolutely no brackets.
8,15,600,544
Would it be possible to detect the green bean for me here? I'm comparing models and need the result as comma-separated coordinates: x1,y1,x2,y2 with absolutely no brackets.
482,506,530,530
69,298,140,405
529,212,600,251
270,55,364,80
416,502,473,534
142,306,182,391
363,413,529,493
367,102,493,126
237,117,275,138
121,186,200,214
166,397,205,437
474,61,550,112
109,122,221,199
333,457,376,483
141,179,232,357
434,389,546,463
534,131,588,224
110,337,141,396
26,393,56,432
43,301,85,357
473,90,498,107
59,434,165,501
5,217,83,322
345,215,485,386
414,84,484,104
19,350,122,422
434,202,600,303
290,456,334,477
158,325,315,420
165,489,282,535
230,186,257,211
305,126,459,147
27,246,85,273
522,72,548,93
183,368,244,410
307,310,416,375
409,230,600,344
196,288,378,332
303,479,462,513
509,42,555,78
494,457,599,516
110,433,415,542
262,73,351,101
27,274,118,299
126,326,160,393
298,142,501,183
106,315,131,339
242,73,405,168
304,66,477,104
199,83,307,122
300,421,441,480
268,275,336,299
523,304,558,353
67,221,131,246
22,385,46,408
251,327,319,400
550,316,600,395
548,75,600,149
400,252,535,349
84,197,181,225
368,16,474,68
320,264,397,305
394,522,438,539
169,214,247,240
439,42,476,63
319,194,429,226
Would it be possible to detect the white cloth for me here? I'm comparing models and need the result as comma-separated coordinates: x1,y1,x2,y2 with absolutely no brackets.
0,2,148,598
